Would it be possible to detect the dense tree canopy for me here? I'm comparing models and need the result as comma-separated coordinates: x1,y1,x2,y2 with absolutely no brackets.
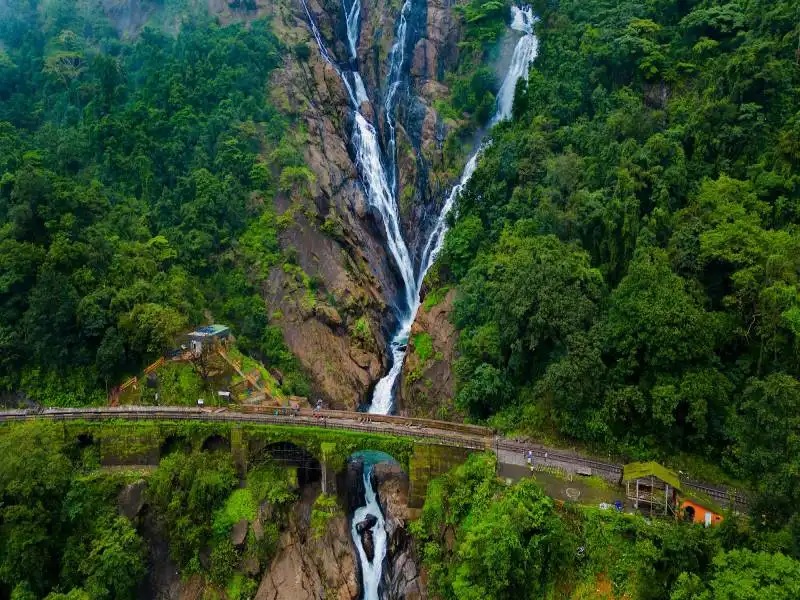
0,0,309,404
413,453,800,600
436,0,800,540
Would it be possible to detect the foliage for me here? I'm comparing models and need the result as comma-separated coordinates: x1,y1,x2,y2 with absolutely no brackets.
0,423,145,599
671,549,800,600
0,0,311,404
147,451,238,571
411,332,434,363
438,0,800,538
310,493,340,539
213,489,258,539
416,458,800,600
436,0,510,133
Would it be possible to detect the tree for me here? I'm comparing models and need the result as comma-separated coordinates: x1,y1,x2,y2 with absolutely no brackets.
83,517,145,600
453,480,566,600
671,550,800,600
0,423,71,595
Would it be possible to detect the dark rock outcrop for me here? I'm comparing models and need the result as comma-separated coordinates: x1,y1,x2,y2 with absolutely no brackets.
117,479,147,520
231,518,249,549
356,513,378,534
360,525,376,563
255,486,359,600
373,463,427,600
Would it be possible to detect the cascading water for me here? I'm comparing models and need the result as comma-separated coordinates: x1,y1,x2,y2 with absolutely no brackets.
383,0,412,196
367,4,539,416
298,3,537,598
298,2,416,598
343,0,361,59
350,462,388,600
493,5,538,123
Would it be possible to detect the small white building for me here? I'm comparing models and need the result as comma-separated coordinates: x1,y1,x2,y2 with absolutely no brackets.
187,324,230,355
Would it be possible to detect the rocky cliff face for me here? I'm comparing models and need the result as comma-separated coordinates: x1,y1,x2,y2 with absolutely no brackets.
373,462,427,600
256,486,360,600
398,289,459,419
254,0,465,409
254,0,396,409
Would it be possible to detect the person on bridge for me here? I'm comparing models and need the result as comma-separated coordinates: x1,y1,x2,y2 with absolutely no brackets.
527,450,533,465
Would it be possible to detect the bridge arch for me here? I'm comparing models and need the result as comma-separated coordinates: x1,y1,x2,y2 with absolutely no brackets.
201,433,231,453
161,434,191,456
250,441,322,487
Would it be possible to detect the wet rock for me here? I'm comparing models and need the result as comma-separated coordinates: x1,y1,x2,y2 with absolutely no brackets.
356,513,378,534
347,458,367,513
374,463,427,600
231,519,249,549
117,479,147,520
361,528,375,563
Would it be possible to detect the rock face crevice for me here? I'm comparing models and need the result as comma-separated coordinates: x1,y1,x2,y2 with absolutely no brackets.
255,485,360,600
374,463,427,600
254,0,467,409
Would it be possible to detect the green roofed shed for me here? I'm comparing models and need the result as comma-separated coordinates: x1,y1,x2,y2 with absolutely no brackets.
623,461,682,516
623,461,681,491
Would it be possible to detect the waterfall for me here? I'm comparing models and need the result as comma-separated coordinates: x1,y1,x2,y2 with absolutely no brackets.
343,0,361,59
493,5,538,123
297,3,416,598
384,0,412,196
298,4,538,597
350,463,388,600
300,0,417,317
368,4,539,415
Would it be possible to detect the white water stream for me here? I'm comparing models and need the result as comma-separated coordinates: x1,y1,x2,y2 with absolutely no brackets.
298,3,537,598
368,4,539,416
350,463,387,600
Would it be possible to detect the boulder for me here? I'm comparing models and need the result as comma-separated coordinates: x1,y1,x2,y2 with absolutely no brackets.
117,479,147,520
355,513,378,535
231,519,249,549
361,528,375,563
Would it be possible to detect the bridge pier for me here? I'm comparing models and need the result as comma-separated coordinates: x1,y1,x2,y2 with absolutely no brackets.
231,425,247,476
320,459,337,495
408,443,472,508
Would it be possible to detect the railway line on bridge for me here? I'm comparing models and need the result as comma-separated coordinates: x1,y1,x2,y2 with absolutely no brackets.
0,405,747,510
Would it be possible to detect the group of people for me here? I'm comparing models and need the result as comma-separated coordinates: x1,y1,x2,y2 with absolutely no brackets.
525,449,548,467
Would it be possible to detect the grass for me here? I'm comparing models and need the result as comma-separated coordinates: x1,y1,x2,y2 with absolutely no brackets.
349,316,372,346
422,286,450,311
227,346,284,401
156,362,212,406
310,493,340,538
213,488,257,539
411,332,434,362
247,464,296,507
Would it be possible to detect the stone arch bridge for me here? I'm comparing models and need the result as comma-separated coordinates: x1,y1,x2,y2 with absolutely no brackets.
0,406,492,507
0,406,745,509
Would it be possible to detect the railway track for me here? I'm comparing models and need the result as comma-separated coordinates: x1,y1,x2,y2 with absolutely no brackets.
0,406,747,509
0,406,491,451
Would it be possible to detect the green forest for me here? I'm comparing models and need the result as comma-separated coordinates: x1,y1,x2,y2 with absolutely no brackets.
0,422,295,600
413,453,800,600
435,0,800,545
0,0,309,405
4,423,800,600
2,0,800,598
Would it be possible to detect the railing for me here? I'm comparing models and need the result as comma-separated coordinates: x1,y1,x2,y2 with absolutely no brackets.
496,438,747,509
0,406,746,507
0,407,490,452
